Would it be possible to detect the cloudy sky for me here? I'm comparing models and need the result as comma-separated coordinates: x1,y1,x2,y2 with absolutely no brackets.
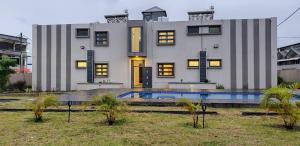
0,0,299,49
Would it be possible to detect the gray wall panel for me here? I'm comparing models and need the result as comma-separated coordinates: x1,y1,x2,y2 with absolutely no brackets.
36,25,42,91
46,25,52,91
56,25,61,91
265,19,272,88
66,24,71,91
242,20,248,89
253,19,260,89
230,20,237,89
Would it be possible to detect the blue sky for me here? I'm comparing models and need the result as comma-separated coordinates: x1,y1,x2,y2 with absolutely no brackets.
0,0,299,52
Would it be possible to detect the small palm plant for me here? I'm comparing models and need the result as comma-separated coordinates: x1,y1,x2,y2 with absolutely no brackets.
261,83,300,129
176,98,202,128
91,93,127,125
31,94,59,122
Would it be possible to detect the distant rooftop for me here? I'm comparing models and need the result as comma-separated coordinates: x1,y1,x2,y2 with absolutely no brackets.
142,6,166,13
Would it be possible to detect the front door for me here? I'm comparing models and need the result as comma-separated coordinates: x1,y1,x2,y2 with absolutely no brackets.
131,60,145,88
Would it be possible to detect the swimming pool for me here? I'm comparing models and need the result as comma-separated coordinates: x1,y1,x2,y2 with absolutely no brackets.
118,91,300,103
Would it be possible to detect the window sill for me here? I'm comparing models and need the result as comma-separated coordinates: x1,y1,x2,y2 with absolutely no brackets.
76,36,90,38
207,67,222,69
187,33,221,36
187,67,199,69
157,76,175,78
157,43,175,46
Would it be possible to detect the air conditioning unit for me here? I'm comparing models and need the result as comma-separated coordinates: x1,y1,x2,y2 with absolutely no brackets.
213,44,219,49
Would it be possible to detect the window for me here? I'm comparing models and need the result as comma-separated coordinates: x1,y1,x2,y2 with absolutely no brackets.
157,63,174,77
157,30,175,45
208,59,222,68
95,31,109,46
95,63,108,77
187,25,221,35
130,27,142,52
76,28,89,38
76,60,87,69
187,59,199,69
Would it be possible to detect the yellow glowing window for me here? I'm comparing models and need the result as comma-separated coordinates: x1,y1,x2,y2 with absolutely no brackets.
157,63,174,77
187,59,199,69
76,60,87,69
131,27,141,53
95,63,109,77
158,30,175,45
208,60,222,68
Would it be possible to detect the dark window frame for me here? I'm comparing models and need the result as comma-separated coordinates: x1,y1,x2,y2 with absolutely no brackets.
95,63,109,78
76,60,87,69
157,63,175,78
95,31,109,46
157,30,176,46
207,59,222,69
187,59,200,69
76,28,90,38
187,25,221,36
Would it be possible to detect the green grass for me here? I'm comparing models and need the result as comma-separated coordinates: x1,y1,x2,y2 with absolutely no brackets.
0,109,300,146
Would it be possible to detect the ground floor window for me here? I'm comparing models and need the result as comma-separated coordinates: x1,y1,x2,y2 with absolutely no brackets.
95,63,108,77
76,60,87,69
157,63,175,77
187,59,199,69
208,59,222,68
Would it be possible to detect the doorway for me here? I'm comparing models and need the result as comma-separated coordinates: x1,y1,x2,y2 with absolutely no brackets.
131,60,145,88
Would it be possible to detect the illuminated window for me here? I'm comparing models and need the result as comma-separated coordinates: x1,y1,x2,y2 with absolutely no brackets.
76,60,87,69
208,59,222,68
95,31,108,46
157,30,175,45
187,59,199,69
157,63,175,77
130,27,141,52
95,63,108,77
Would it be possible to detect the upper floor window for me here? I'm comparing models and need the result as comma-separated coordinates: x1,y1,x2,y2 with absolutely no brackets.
187,25,221,35
130,27,142,52
95,31,109,46
187,59,199,69
95,63,109,77
76,60,87,69
208,59,222,68
157,63,175,78
157,30,175,46
76,28,89,38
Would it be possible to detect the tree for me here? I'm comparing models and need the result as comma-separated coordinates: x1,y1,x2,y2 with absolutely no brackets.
0,56,17,91
261,83,300,129
91,93,127,125
176,98,202,128
31,94,59,122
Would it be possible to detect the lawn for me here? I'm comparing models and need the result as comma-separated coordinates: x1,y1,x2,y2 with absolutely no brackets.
1,95,300,145
1,109,300,146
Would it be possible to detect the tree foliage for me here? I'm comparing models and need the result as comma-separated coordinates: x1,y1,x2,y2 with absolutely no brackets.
0,56,17,91
91,93,127,125
261,83,300,129
176,98,202,128
31,94,59,122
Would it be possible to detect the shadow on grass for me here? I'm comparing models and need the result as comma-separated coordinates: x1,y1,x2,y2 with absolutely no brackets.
262,123,300,131
25,117,50,123
94,118,128,126
180,122,209,129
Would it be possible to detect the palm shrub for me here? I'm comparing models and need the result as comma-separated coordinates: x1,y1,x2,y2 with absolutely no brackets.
91,93,127,125
261,83,300,129
31,94,59,122
176,98,202,128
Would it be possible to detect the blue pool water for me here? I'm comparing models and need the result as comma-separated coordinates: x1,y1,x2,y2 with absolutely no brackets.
118,91,300,103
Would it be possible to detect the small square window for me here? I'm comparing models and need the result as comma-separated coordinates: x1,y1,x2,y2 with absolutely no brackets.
95,31,109,46
208,59,222,68
76,28,89,38
187,59,199,69
157,63,175,78
95,63,109,77
76,60,87,69
157,30,175,46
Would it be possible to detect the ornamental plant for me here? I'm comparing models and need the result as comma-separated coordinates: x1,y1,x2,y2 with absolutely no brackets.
176,98,202,128
91,93,127,125
261,83,300,129
31,94,59,122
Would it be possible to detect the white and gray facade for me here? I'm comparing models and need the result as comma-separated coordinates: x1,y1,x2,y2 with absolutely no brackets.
32,7,277,91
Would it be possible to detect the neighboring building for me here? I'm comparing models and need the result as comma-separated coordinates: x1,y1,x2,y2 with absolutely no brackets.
32,6,277,91
0,33,30,73
277,43,300,82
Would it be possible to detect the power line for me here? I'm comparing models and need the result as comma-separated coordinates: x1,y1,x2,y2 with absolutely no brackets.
277,7,300,27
